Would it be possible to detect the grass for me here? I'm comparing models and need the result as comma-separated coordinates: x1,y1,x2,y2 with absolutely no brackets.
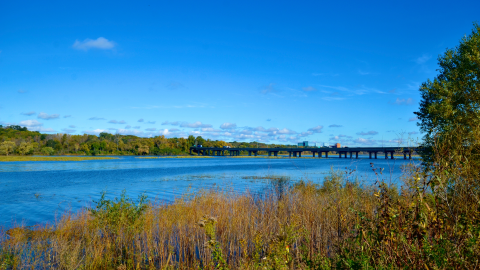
0,156,118,162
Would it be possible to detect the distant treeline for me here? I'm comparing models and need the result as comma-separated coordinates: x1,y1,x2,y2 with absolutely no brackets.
0,125,293,156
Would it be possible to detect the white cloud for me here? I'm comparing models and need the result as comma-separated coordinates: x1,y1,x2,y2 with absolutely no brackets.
220,122,237,129
180,121,212,128
353,138,377,145
145,128,156,131
18,120,55,132
21,111,36,116
125,125,131,129
19,120,42,127
72,37,115,51
83,129,109,135
38,112,60,120
278,128,296,134
307,125,323,133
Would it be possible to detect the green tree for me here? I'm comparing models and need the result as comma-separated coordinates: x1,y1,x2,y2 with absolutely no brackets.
18,142,34,155
415,23,480,163
41,147,55,155
0,141,16,156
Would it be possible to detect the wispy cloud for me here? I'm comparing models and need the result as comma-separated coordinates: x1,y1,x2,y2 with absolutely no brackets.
38,112,60,120
409,117,418,122
138,119,144,122
162,121,180,126
415,54,431,64
302,86,317,92
180,121,212,128
393,98,414,105
147,121,156,124
329,124,342,128
408,131,419,135
261,83,276,94
21,111,36,116
220,122,237,129
145,128,156,131
72,37,115,51
307,125,323,133
18,89,27,93
89,117,105,120
356,131,378,136
63,115,72,118
69,125,76,128
108,120,126,124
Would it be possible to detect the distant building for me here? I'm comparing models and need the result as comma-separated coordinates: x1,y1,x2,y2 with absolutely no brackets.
330,143,341,148
298,141,309,147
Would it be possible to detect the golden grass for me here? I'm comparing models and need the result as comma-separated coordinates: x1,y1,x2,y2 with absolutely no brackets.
0,156,118,162
0,172,376,269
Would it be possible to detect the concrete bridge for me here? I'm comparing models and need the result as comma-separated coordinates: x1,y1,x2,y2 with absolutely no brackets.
189,146,419,159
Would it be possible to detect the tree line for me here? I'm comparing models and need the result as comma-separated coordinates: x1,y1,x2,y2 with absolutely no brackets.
0,125,295,156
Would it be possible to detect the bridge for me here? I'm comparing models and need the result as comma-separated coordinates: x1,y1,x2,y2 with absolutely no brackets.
189,146,419,159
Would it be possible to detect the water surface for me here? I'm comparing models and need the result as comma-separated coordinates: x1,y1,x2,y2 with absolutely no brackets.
0,156,418,227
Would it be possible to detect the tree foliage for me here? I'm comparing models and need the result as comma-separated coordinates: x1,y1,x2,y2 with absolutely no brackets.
415,23,480,163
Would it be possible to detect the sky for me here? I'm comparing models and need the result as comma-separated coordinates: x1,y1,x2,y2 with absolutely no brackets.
1,0,479,146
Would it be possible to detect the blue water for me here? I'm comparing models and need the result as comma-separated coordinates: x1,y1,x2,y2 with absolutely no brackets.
0,156,419,227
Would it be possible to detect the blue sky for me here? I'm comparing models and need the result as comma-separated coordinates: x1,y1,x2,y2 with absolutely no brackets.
1,0,479,146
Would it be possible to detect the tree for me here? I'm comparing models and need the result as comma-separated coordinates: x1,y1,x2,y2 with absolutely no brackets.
18,142,34,155
41,147,54,155
415,23,480,163
0,141,16,156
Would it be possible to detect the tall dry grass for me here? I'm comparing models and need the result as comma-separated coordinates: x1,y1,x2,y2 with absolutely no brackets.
0,171,377,269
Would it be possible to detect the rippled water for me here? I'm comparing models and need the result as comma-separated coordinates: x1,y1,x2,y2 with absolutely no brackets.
0,156,419,227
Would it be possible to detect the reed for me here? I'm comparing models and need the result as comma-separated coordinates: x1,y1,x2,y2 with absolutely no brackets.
0,156,118,162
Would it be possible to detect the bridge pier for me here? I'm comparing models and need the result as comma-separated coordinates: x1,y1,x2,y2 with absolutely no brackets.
312,152,315,157
350,152,352,158
254,151,258,156
375,152,377,159
298,152,302,157
274,151,278,157
385,152,388,159
390,152,394,159
325,152,328,158
356,152,359,159
339,152,342,158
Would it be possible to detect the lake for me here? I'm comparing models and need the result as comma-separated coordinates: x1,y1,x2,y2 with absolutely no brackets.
0,156,419,227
